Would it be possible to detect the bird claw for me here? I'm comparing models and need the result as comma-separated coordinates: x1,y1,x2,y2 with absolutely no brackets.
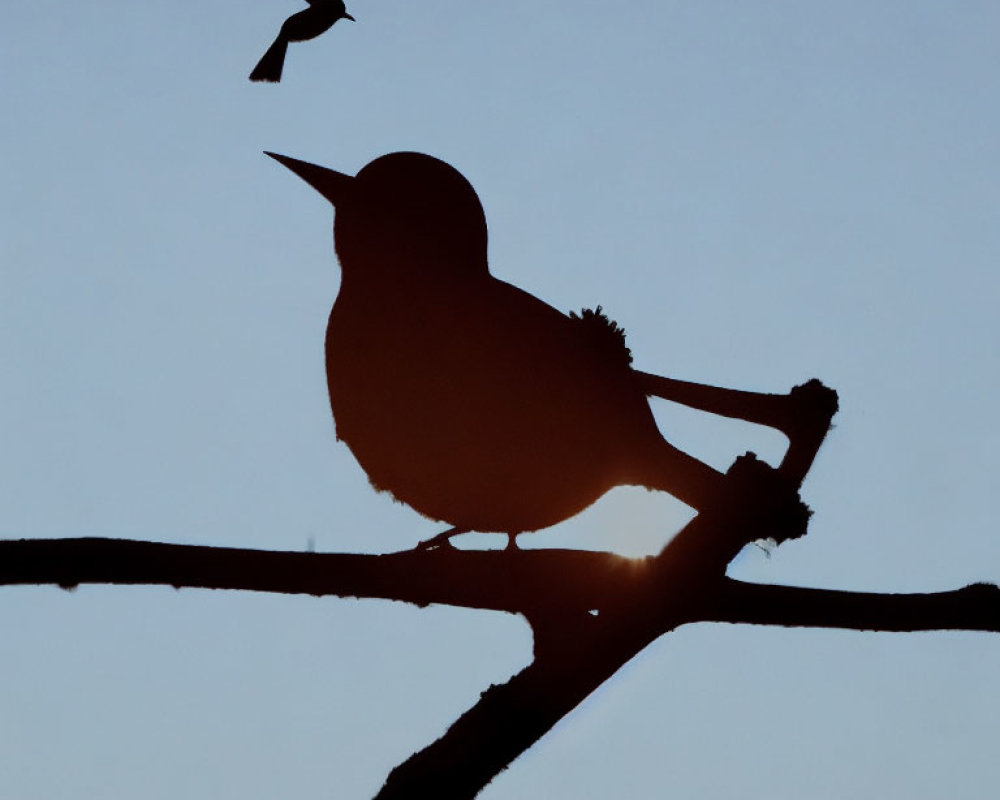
415,527,465,552
415,537,454,553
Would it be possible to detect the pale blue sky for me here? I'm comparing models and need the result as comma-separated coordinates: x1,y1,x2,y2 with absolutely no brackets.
2,2,999,798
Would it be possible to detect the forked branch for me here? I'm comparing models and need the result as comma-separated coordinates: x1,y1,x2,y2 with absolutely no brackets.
2,529,996,800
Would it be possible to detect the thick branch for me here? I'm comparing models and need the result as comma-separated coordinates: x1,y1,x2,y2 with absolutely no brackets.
0,537,649,616
377,597,676,800
4,503,996,800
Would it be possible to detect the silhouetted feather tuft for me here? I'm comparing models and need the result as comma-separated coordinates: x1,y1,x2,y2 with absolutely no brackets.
569,306,633,370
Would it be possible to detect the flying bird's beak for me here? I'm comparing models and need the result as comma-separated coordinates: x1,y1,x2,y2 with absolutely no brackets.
344,13,356,21
264,151,353,208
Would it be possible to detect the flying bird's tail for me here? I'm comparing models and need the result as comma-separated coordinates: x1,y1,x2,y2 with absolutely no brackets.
249,37,289,82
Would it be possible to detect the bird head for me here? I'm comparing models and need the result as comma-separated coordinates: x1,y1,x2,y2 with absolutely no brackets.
266,151,489,288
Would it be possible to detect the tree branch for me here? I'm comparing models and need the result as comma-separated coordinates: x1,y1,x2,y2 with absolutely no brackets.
704,579,1000,633
0,537,650,615
3,498,996,800
369,566,1000,798
375,584,680,800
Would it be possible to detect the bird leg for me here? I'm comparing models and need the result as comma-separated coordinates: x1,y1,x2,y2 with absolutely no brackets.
415,527,468,552
505,533,520,552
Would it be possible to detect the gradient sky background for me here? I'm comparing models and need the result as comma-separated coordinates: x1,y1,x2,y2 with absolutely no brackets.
2,2,999,798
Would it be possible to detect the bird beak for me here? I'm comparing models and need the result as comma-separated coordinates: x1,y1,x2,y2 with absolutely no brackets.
344,13,356,21
264,151,354,208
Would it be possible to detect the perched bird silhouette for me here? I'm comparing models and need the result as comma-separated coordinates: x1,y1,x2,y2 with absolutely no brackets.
250,0,355,83
266,150,832,549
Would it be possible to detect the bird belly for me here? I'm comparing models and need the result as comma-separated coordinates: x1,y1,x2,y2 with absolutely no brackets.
332,379,615,532
326,303,656,533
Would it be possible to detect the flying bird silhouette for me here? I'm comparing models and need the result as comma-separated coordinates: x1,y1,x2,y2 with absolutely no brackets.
266,150,835,549
250,0,355,83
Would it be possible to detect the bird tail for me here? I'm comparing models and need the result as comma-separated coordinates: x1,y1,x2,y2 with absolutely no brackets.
249,37,289,83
